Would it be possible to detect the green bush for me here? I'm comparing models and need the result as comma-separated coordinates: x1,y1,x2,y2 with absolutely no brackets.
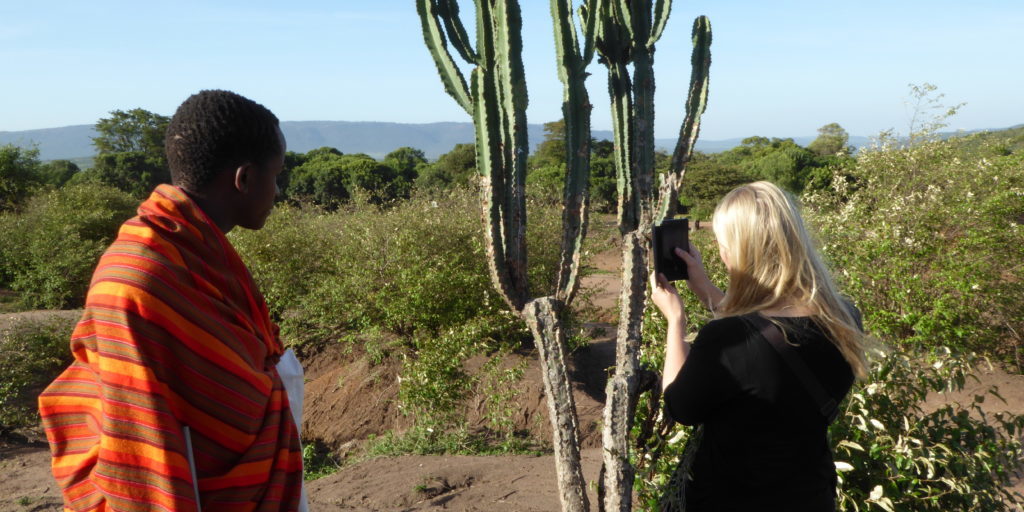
398,314,525,429
231,187,565,345
832,348,1024,511
0,183,137,308
0,316,76,429
0,144,43,212
806,134,1024,360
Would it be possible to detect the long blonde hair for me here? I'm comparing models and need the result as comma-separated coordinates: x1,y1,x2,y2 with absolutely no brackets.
712,181,867,378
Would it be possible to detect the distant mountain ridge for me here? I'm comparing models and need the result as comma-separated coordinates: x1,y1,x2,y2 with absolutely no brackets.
2,120,1014,163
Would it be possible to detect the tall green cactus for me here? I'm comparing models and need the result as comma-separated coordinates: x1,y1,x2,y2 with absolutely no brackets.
418,0,530,312
418,1,711,510
419,1,598,510
594,3,712,511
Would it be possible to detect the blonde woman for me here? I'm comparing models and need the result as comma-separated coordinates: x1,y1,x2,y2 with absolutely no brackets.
651,181,866,511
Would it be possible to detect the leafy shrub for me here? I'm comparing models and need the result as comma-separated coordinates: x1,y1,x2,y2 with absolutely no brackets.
90,151,169,198
232,187,565,345
398,314,525,429
832,348,1024,511
287,151,414,207
372,317,539,457
0,183,137,308
806,134,1024,361
227,205,337,325
0,144,43,212
0,316,75,429
415,143,478,192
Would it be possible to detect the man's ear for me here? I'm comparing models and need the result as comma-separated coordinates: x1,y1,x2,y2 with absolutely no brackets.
233,163,255,194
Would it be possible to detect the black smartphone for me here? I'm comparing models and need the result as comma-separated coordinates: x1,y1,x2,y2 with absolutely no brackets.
653,218,689,281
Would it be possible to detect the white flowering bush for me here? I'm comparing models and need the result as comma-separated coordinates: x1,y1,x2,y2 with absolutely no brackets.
806,132,1024,362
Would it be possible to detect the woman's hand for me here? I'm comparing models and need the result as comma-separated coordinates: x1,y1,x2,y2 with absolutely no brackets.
675,243,723,312
653,271,691,392
650,272,685,323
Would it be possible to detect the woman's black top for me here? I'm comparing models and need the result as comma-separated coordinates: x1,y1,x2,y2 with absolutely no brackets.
663,314,856,512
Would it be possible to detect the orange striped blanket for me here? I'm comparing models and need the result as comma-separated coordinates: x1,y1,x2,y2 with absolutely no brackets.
39,185,303,511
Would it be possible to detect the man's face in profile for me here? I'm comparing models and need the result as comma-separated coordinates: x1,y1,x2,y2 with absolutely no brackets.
238,126,286,230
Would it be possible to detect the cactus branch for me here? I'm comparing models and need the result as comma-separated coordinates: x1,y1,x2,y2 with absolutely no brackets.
417,0,473,114
437,0,479,63
579,1,600,66
671,15,711,175
659,14,712,220
649,0,672,47
493,0,530,309
552,0,596,304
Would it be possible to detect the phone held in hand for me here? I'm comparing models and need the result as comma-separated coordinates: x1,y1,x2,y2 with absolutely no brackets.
653,218,690,281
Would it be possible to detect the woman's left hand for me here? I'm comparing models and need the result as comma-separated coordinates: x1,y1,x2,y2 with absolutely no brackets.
650,272,686,323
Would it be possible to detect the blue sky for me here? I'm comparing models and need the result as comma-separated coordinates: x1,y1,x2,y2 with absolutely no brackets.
1,0,1021,140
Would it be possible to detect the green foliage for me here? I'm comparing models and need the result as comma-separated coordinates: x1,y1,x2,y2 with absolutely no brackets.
286,149,414,208
398,314,524,429
90,109,171,198
302,441,341,481
232,187,567,455
525,121,619,212
806,135,1024,359
0,316,76,429
0,183,137,308
526,163,566,200
530,120,567,171
287,150,350,207
0,144,43,212
92,108,170,155
37,159,80,188
809,122,853,157
384,146,428,181
678,134,847,211
90,151,171,198
345,156,409,203
478,353,529,439
231,188,564,345
367,426,522,457
372,316,539,456
678,154,755,219
731,136,820,192
416,143,479,192
832,348,1024,511
904,83,965,147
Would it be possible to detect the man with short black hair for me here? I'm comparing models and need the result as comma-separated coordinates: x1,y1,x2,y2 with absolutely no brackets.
40,90,304,511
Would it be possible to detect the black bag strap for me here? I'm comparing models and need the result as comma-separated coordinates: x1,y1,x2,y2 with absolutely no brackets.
748,314,839,424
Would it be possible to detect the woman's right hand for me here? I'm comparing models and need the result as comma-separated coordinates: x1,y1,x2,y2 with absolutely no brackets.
675,243,721,310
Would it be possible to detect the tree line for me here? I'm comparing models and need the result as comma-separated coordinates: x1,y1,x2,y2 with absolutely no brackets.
1,108,854,217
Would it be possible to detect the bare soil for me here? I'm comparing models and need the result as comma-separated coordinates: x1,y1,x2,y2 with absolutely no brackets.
3,244,1023,511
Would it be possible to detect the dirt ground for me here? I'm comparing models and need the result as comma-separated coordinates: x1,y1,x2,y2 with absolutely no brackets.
2,244,1023,511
